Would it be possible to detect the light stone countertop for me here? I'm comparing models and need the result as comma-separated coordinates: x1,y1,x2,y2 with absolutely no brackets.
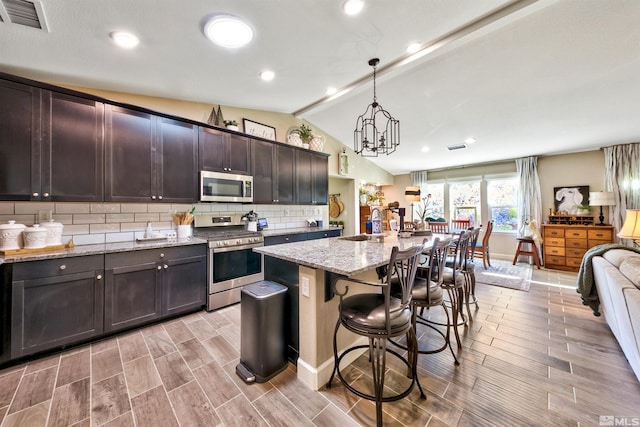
0,237,208,265
261,226,341,237
254,232,449,276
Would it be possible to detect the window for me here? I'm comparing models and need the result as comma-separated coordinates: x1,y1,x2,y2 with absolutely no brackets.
487,178,518,231
449,181,481,226
424,183,445,220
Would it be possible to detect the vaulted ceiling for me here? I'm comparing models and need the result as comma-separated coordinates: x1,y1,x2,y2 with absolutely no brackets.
1,0,639,175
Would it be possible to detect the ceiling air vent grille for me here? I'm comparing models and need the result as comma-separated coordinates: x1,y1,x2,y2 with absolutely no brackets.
447,144,467,151
1,0,47,30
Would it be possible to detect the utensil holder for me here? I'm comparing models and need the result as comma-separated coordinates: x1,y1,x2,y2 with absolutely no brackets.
177,225,191,239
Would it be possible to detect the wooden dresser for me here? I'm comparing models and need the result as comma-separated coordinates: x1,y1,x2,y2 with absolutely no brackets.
542,224,615,271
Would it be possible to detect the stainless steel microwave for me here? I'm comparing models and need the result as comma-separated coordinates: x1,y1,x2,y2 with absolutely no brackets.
200,171,253,203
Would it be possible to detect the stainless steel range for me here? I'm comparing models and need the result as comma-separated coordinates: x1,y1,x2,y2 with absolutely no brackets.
193,213,264,311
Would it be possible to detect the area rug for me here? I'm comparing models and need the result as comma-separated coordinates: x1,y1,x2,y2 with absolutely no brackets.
474,259,533,291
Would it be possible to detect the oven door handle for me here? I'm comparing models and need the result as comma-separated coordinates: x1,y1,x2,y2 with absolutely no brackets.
212,243,264,253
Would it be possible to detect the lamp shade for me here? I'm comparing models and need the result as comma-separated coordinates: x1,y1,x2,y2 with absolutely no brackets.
618,209,640,240
589,191,615,206
405,186,421,202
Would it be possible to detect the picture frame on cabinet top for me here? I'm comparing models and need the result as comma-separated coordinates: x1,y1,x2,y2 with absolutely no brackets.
243,118,276,141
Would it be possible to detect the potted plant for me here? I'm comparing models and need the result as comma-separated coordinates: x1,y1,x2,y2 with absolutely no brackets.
576,204,591,215
359,187,368,205
224,120,239,131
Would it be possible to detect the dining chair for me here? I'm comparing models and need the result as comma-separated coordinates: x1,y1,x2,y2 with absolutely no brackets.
473,220,494,269
450,219,471,232
428,221,449,234
464,226,481,314
326,243,426,427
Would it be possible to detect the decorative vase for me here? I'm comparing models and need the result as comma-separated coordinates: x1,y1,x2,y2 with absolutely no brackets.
226,125,239,131
360,194,368,206
309,135,325,151
287,133,303,147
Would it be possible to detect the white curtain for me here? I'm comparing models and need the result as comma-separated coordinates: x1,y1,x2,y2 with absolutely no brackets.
604,143,640,235
410,170,428,192
515,157,543,239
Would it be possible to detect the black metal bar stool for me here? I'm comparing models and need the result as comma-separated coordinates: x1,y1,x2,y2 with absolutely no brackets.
326,243,426,427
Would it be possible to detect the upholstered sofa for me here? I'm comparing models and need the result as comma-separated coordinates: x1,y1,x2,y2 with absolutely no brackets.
588,248,640,381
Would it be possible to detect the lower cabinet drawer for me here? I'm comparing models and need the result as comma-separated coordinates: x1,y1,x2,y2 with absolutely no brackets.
566,257,583,268
566,248,586,258
566,238,587,249
545,255,565,266
588,229,613,240
545,246,565,256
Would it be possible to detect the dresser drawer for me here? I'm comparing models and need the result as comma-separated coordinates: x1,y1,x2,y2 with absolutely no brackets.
566,238,588,249
545,246,565,256
566,257,584,268
545,255,565,266
566,247,587,258
589,239,611,248
588,229,613,240
544,228,564,238
545,237,565,247
565,229,587,239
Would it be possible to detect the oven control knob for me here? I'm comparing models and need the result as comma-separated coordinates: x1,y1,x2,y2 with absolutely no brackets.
223,241,230,246
237,239,242,245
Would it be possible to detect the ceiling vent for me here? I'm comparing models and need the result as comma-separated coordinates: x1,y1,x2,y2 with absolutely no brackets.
447,144,468,151
0,0,48,31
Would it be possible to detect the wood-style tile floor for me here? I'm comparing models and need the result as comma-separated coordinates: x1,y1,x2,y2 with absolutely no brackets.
1,267,639,426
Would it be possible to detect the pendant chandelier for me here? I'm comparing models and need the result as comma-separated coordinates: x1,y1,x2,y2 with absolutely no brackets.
354,58,400,157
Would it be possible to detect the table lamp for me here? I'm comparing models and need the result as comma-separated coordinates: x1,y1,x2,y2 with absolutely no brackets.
405,186,421,224
618,209,640,247
589,191,615,225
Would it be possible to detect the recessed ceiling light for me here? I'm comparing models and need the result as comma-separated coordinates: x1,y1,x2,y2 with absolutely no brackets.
342,0,364,15
204,14,254,48
326,87,337,96
260,70,275,81
110,31,139,49
421,146,430,153
465,137,477,144
406,42,421,54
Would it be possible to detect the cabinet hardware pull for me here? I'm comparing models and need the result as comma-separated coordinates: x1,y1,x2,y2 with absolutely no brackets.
96,275,102,280
59,265,66,270
157,265,162,270
43,192,50,197
160,253,164,257
33,192,39,197
151,195,156,200
164,264,168,269
158,196,163,200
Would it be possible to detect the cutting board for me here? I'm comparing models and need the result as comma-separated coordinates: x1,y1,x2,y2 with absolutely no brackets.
0,240,75,256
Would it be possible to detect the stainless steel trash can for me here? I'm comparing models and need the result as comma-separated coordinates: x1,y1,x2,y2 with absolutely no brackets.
236,280,288,383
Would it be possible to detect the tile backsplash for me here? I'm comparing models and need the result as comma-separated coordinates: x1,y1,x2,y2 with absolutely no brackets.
0,202,328,245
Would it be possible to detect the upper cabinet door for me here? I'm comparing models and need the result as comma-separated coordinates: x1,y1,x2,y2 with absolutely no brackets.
252,139,275,204
42,91,104,202
0,80,40,201
275,145,295,204
105,106,155,202
157,117,198,203
311,153,328,205
295,150,328,205
199,127,250,175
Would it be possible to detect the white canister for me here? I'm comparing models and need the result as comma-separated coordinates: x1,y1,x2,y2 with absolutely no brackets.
39,219,64,246
0,220,27,251
177,224,192,239
22,224,48,249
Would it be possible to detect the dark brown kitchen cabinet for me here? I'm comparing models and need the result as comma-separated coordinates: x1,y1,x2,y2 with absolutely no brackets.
10,255,104,358
0,80,104,201
104,245,206,332
295,150,328,205
105,106,198,203
252,139,295,204
199,127,251,175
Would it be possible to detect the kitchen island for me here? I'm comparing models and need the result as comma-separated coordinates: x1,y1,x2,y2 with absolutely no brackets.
254,232,436,390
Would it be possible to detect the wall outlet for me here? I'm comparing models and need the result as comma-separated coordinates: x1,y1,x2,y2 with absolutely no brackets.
301,277,310,298
284,208,290,216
